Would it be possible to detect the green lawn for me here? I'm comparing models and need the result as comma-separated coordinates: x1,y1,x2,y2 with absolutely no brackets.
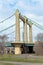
0,54,43,63
0,62,13,65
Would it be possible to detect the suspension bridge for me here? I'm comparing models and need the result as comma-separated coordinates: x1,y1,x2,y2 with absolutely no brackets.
0,9,43,54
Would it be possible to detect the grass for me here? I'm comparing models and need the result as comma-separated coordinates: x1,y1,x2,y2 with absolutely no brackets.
0,54,43,63
0,62,14,65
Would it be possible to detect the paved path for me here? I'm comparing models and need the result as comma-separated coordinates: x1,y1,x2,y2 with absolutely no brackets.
0,61,43,65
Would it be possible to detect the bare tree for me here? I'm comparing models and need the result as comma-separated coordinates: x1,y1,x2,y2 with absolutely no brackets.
34,33,43,55
0,35,8,54
36,33,43,42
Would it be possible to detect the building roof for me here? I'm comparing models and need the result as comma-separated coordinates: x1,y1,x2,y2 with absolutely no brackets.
5,43,12,47
25,44,34,46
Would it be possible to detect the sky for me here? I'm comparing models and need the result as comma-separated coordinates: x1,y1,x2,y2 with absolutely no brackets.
0,0,43,42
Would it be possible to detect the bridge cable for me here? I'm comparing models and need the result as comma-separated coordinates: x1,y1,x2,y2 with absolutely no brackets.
28,18,43,30
0,24,15,33
0,13,15,23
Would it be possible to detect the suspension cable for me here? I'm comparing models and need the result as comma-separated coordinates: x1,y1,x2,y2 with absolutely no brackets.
0,24,15,33
28,18,43,30
0,13,15,23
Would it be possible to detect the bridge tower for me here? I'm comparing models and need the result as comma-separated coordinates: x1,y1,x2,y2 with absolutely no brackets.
23,16,28,43
15,9,21,54
14,9,33,54
29,22,32,43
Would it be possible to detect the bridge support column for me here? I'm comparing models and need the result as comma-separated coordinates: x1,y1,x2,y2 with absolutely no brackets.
23,17,28,43
14,44,21,54
29,22,32,43
15,9,20,42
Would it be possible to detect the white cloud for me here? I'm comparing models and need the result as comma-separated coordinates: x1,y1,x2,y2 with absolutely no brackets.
16,0,25,7
0,0,4,10
0,4,3,10
5,0,15,3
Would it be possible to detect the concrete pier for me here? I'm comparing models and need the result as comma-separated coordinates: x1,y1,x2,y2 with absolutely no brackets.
14,43,21,54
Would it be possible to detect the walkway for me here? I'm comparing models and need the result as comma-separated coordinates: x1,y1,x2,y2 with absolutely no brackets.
0,61,43,65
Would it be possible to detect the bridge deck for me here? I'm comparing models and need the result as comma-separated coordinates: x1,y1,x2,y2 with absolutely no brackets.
11,42,34,47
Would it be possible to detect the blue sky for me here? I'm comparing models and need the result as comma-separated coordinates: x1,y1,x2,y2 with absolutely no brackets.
0,0,43,42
